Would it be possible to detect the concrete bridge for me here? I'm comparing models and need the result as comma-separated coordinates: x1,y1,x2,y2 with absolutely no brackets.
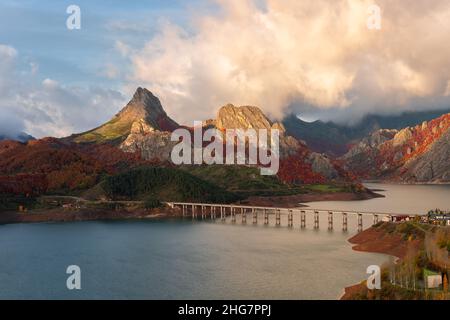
165,202,411,232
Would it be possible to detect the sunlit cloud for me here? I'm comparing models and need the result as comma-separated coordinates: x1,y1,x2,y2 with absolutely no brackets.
121,0,450,124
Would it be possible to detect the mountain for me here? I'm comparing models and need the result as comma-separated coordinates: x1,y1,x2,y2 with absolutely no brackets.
0,132,35,143
283,109,450,156
341,113,450,182
72,87,179,144
214,104,302,157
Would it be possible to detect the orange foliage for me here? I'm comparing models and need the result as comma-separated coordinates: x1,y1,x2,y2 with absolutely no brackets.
0,138,148,195
278,149,326,184
355,113,450,179
0,174,47,195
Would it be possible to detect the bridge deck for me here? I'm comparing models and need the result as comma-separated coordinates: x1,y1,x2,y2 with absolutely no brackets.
165,202,414,217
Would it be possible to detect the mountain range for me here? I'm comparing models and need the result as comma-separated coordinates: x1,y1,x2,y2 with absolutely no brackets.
0,132,34,143
0,87,449,199
342,114,449,183
283,109,450,156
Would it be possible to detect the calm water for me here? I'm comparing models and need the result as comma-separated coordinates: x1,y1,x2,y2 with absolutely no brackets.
0,183,448,300
304,183,450,215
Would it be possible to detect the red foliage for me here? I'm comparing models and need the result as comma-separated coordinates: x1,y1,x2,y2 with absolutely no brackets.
331,159,358,182
0,174,48,195
0,138,148,195
278,148,326,184
348,113,450,180
402,114,449,162
377,114,449,171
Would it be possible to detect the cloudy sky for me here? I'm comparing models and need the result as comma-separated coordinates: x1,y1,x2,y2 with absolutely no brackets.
1,0,450,138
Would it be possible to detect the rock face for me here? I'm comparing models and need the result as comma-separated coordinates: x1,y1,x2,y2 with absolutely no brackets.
214,104,342,180
117,89,181,161
120,118,176,162
215,104,301,158
342,113,450,183
343,129,398,159
307,153,338,179
116,87,178,132
402,130,450,182
216,105,277,131
392,128,413,147
120,129,175,162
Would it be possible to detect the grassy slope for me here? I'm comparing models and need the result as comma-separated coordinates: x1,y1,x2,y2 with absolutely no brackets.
180,165,351,197
73,117,132,144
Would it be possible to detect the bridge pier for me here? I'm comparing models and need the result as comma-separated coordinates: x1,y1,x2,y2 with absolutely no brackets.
252,208,257,224
264,209,269,225
373,214,379,225
210,206,216,220
276,209,281,226
301,210,306,228
328,211,333,230
314,211,319,229
192,205,196,219
231,207,236,223
220,206,225,221
342,213,348,232
288,210,293,228
242,208,247,224
358,214,363,232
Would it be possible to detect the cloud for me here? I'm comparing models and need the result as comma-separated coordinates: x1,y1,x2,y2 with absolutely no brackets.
121,0,450,124
0,44,127,138
115,40,132,57
0,110,25,138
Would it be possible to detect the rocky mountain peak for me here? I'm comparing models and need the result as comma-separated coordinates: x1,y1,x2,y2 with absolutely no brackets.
116,87,178,131
73,88,179,144
216,104,285,133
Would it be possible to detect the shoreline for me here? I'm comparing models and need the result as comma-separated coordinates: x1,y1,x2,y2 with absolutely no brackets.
0,189,383,225
240,189,383,208
340,224,421,300
0,207,182,226
363,180,450,186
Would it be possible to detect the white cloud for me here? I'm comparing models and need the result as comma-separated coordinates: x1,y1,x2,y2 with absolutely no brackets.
0,44,126,138
121,0,450,124
0,44,17,58
42,78,59,89
115,40,132,57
